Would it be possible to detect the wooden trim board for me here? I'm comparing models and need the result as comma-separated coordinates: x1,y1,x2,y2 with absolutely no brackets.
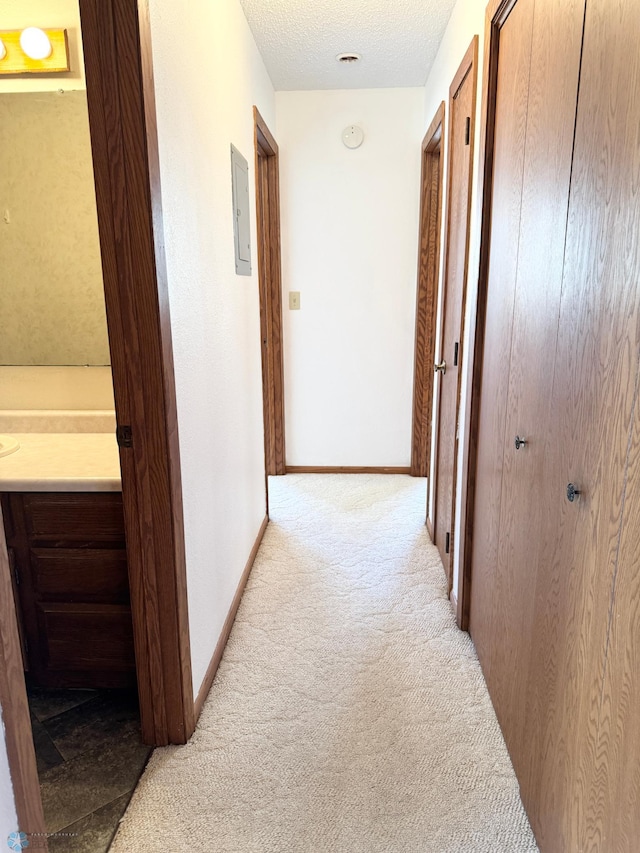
194,516,269,720
411,102,446,479
0,510,47,846
286,467,412,475
254,107,286,478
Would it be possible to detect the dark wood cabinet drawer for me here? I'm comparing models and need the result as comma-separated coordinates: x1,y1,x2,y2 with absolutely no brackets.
30,548,129,603
22,493,126,542
38,604,135,672
3,491,134,689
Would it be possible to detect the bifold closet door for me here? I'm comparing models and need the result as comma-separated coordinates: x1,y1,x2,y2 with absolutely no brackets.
523,0,640,847
485,0,585,797
468,0,584,707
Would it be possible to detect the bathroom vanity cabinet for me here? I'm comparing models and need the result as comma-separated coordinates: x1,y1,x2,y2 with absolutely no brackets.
2,491,136,689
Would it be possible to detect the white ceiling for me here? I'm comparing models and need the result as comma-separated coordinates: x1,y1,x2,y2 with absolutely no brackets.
238,0,458,91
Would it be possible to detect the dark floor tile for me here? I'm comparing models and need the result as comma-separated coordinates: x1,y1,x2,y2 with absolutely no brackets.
42,690,142,762
39,728,151,834
29,712,64,774
28,688,97,723
47,793,131,853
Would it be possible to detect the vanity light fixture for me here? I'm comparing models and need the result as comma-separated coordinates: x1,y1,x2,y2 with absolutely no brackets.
0,28,69,74
20,27,53,60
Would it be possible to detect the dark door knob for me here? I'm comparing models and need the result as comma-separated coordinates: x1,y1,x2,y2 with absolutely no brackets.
515,436,527,450
566,483,581,502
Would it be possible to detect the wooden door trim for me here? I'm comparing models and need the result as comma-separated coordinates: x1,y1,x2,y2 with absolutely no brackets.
79,0,193,746
411,102,445,478
457,0,517,629
430,36,479,589
0,0,195,836
0,514,47,843
254,107,286,477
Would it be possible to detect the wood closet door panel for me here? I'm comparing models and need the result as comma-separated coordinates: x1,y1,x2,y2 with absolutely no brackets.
433,55,476,582
488,0,585,796
567,0,640,848
467,0,534,672
525,0,640,846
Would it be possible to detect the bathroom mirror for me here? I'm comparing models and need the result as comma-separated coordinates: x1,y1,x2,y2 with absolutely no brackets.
0,90,110,366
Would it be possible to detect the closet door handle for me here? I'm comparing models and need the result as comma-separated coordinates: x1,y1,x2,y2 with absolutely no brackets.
566,483,581,503
434,361,447,375
514,436,527,450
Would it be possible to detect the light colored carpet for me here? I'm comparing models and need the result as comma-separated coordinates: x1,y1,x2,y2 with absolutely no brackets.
110,474,538,852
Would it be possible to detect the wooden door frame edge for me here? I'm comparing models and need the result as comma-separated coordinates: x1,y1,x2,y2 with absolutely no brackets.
0,512,46,843
410,101,446,479
456,0,515,629
253,106,286,478
79,0,194,746
430,35,479,590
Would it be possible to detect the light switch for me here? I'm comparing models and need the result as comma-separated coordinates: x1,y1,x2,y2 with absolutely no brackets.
289,291,301,310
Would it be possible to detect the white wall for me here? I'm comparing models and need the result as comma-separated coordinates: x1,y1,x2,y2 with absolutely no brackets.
423,0,487,594
148,0,274,696
0,714,17,844
276,88,424,467
0,0,86,93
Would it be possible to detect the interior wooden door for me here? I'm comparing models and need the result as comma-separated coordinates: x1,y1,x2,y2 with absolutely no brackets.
483,0,585,794
411,103,445,480
467,0,535,673
431,38,477,584
522,0,640,846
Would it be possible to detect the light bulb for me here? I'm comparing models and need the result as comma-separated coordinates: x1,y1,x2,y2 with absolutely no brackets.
20,27,52,61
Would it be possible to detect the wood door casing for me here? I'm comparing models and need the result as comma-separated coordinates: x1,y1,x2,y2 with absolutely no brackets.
483,0,586,796
411,102,445,479
254,107,286,479
431,37,478,585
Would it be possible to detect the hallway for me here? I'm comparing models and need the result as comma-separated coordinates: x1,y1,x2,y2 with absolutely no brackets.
110,475,537,852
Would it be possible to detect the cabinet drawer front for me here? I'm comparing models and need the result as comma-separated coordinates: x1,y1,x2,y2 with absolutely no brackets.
38,603,135,671
23,493,125,542
31,549,129,603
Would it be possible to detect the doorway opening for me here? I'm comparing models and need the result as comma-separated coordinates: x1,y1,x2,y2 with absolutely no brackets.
0,0,194,846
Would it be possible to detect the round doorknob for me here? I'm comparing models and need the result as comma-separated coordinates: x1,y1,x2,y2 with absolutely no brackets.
434,361,447,375
566,483,581,503
514,436,527,450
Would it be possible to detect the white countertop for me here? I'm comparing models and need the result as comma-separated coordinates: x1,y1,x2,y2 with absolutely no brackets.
0,433,122,492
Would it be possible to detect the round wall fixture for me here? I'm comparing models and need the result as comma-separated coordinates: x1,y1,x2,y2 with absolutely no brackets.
0,39,6,61
342,125,364,149
20,27,52,60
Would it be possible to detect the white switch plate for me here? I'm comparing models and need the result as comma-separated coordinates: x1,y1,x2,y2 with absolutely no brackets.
289,291,301,310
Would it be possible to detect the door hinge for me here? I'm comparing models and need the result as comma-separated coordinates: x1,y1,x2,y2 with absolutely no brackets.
465,116,471,145
454,341,459,367
116,425,133,449
445,531,451,554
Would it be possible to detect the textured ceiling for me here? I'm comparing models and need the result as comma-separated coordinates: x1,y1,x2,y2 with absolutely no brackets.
238,0,458,90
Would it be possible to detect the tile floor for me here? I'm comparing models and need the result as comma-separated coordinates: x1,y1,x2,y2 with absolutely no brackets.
28,688,152,853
